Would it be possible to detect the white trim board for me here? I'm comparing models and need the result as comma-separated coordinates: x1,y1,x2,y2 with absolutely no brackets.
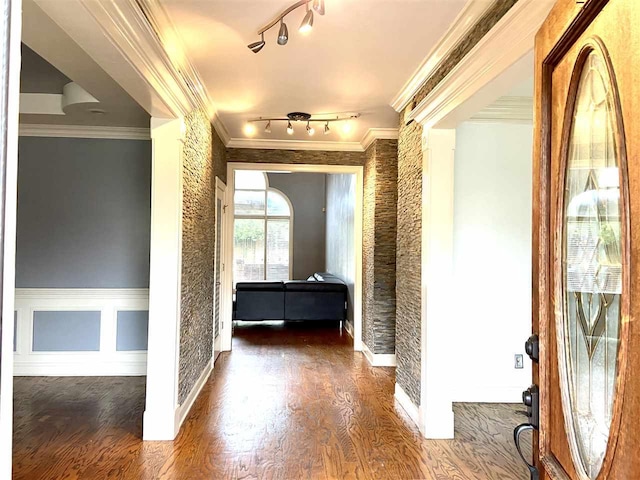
390,0,494,112
19,123,151,140
14,353,147,376
361,342,396,367
1,0,23,475
174,358,213,433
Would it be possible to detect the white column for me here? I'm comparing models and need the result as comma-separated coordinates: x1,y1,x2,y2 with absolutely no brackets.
143,117,184,440
0,0,22,477
420,128,456,438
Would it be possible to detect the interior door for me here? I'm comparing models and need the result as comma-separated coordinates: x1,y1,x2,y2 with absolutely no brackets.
532,0,640,478
213,179,227,362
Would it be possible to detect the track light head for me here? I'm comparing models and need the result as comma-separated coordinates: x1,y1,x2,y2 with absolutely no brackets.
277,20,289,45
299,6,314,34
287,121,294,135
313,0,325,15
342,119,352,134
324,122,330,135
247,33,265,53
307,121,315,136
264,121,271,133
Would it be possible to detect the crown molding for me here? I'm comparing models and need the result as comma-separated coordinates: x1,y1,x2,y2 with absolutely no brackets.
225,127,400,152
407,0,553,128
77,0,214,119
361,128,399,151
19,124,151,140
226,138,365,152
469,96,533,124
212,114,231,145
390,0,494,112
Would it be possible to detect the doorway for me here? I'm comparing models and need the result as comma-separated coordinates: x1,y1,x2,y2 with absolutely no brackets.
223,162,364,352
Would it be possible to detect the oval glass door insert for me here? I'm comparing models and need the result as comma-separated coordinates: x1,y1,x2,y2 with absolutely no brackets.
561,49,624,479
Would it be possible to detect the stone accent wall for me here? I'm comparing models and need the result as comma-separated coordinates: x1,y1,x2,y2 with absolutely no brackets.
212,128,227,184
363,139,397,355
226,148,364,166
396,115,423,405
178,109,215,404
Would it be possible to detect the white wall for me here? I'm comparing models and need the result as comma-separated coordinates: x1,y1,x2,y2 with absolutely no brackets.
325,174,356,326
452,121,533,402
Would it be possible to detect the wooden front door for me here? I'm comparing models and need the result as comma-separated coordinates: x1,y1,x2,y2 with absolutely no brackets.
532,0,640,478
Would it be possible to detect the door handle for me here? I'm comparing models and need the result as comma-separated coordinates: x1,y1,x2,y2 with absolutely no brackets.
513,423,539,480
525,334,539,362
522,384,539,429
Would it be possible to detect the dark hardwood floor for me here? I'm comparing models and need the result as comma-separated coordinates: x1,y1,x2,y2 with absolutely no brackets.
13,321,532,479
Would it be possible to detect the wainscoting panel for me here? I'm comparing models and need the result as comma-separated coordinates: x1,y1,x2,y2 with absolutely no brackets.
14,289,149,376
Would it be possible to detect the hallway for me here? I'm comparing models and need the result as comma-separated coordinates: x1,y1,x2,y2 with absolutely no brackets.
13,322,531,479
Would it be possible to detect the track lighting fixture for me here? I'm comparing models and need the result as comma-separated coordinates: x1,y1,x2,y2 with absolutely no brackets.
299,4,314,34
245,112,360,137
313,0,325,16
248,33,265,53
247,0,326,53
277,20,288,45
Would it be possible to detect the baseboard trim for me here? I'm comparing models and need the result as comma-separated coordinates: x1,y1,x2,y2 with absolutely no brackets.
344,320,354,339
13,354,147,376
174,359,213,433
362,342,396,367
394,383,421,429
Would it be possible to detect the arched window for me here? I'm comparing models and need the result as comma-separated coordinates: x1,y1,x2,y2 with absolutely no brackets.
233,171,292,283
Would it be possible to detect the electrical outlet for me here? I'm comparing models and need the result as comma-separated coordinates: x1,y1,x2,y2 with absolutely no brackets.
515,354,524,369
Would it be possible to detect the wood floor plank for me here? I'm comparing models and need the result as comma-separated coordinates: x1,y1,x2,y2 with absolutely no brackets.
13,321,532,479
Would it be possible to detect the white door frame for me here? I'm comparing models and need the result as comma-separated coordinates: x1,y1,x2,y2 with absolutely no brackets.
0,0,22,476
213,177,227,361
223,162,364,352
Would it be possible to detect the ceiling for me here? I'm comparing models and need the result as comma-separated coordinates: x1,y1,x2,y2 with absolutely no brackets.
160,0,469,143
20,0,150,128
20,45,70,94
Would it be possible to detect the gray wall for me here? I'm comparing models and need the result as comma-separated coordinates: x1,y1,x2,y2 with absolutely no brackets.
267,172,326,279
16,137,151,288
325,174,356,328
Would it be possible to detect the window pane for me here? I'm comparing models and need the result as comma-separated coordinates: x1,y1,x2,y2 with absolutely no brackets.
267,191,290,216
561,51,622,479
235,170,266,190
234,190,265,216
266,219,290,281
234,219,265,283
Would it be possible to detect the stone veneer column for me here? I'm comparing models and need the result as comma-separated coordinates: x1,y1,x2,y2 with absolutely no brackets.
363,139,398,361
143,117,184,440
420,128,456,438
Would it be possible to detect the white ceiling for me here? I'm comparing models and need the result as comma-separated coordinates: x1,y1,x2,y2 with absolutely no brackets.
20,0,150,128
160,0,469,143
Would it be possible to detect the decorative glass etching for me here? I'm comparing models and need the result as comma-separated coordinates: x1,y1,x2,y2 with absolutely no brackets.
561,50,623,479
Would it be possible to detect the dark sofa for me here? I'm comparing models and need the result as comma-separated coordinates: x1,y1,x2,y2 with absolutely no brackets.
234,272,348,321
